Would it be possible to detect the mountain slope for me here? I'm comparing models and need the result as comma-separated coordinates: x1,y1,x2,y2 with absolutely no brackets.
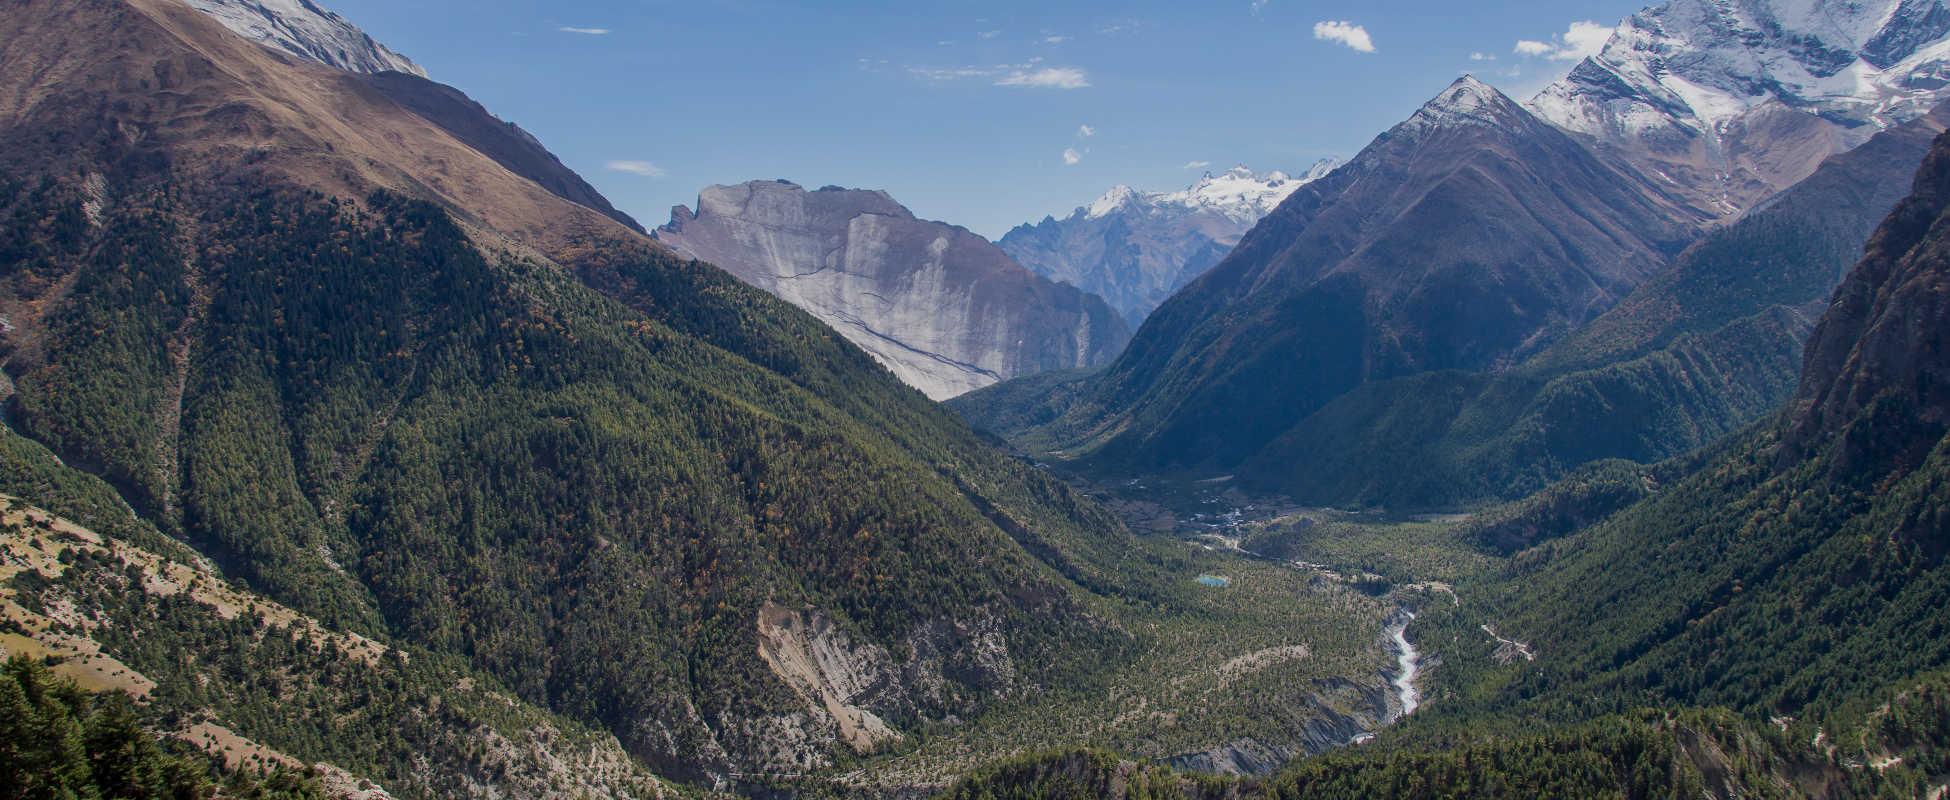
0,0,1186,790
1233,101,1950,509
998,163,1338,325
1456,122,1950,753
654,181,1131,400
958,77,1707,474
1529,0,1950,217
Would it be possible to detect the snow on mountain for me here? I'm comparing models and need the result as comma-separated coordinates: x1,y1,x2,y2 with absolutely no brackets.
1004,161,1339,323
1527,0,1950,215
185,0,425,77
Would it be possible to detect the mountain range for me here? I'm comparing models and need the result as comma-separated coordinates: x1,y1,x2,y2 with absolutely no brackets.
8,0,1950,797
999,163,1339,325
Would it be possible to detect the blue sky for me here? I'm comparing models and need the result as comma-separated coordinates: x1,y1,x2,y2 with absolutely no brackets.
327,0,1652,239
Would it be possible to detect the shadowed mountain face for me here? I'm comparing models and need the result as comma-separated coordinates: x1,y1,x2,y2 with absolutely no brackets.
970,77,1708,474
1225,101,1950,510
655,181,1131,400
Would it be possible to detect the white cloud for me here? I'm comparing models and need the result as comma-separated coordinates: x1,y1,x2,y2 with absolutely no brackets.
1513,20,1614,60
559,26,611,35
1470,51,1495,61
1313,21,1374,53
1078,124,1096,137
996,67,1091,89
1063,148,1083,165
978,29,1002,39
1183,160,1211,169
1045,35,1070,44
606,160,666,178
1251,0,1270,14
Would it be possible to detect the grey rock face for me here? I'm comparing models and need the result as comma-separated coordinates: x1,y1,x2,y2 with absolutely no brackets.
656,181,1130,400
185,0,425,76
999,164,1338,325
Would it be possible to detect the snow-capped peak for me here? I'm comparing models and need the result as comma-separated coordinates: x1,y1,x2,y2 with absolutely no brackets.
185,0,426,77
1527,0,1950,143
1402,76,1523,133
1086,185,1141,219
1078,160,1340,224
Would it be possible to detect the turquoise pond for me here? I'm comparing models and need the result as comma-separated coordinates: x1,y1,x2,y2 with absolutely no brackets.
1196,575,1232,588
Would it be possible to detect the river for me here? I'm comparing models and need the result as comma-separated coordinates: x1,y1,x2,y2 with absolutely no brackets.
1384,611,1421,723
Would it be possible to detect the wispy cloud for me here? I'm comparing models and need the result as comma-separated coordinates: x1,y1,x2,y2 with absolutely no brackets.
1078,124,1096,138
1514,20,1613,60
909,63,1092,90
558,26,611,35
909,66,998,81
1044,35,1070,44
1063,148,1083,165
978,29,1002,39
606,160,666,178
1470,51,1495,61
1184,160,1211,169
1313,21,1374,53
996,67,1091,89
1251,0,1270,14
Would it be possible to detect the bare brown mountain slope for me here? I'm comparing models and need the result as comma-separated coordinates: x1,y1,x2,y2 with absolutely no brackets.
0,0,639,259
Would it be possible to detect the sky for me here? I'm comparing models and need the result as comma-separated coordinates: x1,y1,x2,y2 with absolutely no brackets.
323,0,1653,239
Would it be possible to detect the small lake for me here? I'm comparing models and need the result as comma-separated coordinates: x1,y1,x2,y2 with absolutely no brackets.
1196,574,1232,588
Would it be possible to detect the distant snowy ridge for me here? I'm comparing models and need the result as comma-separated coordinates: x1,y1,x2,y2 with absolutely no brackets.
185,0,425,77
1001,160,1340,323
1082,162,1340,225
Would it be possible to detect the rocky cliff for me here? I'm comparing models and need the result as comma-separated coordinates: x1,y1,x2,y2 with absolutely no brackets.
655,181,1131,400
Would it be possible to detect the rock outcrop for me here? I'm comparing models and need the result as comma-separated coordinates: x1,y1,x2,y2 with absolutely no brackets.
656,181,1131,400
1784,125,1950,465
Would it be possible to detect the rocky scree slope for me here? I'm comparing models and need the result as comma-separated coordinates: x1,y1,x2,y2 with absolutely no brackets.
998,162,1339,325
655,180,1131,400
